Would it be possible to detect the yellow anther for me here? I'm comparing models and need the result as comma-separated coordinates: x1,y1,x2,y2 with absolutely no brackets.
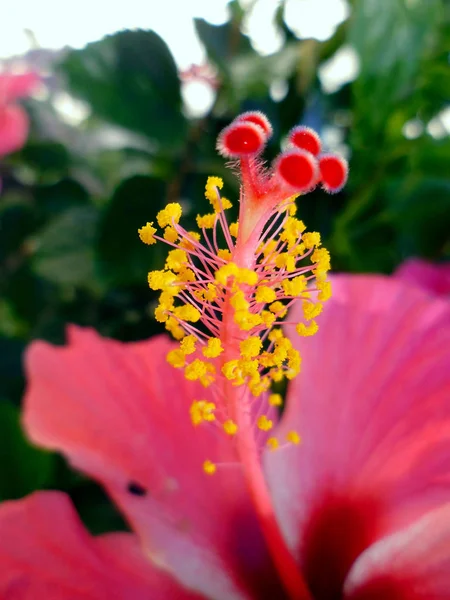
282,275,307,297
196,213,216,229
203,460,216,475
269,301,288,318
286,348,301,379
269,367,284,382
190,400,216,425
202,337,223,358
240,336,262,359
303,301,323,321
166,249,188,272
259,352,276,368
234,310,263,331
286,430,301,445
230,290,249,311
217,249,232,261
269,393,282,407
205,176,223,201
180,231,201,251
167,349,186,368
317,280,332,301
222,360,239,381
155,305,169,323
185,359,209,381
223,420,238,436
257,415,273,431
165,317,185,340
311,247,331,272
267,437,279,450
204,283,218,302
157,203,182,228
229,222,239,238
220,197,233,210
302,231,321,249
148,270,177,292
178,268,195,283
215,262,238,285
249,374,271,396
296,320,319,337
255,285,277,304
180,335,197,355
268,328,283,342
236,268,258,285
138,222,157,245
173,305,201,323
163,226,178,243
261,310,276,327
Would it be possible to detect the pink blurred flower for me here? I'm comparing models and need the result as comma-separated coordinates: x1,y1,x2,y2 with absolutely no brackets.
0,273,448,599
395,258,450,297
0,72,38,157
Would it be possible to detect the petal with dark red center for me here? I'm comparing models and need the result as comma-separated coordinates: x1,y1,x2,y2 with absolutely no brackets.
23,329,286,600
344,503,450,599
0,491,201,599
395,258,450,296
265,275,450,598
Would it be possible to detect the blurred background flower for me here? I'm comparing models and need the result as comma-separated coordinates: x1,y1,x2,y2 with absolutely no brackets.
0,0,448,537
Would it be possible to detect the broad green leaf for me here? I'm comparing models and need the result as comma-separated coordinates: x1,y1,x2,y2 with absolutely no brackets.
32,206,99,287
60,30,187,151
97,175,167,285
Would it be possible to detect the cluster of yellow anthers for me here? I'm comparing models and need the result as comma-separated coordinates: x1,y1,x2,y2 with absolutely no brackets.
138,112,347,474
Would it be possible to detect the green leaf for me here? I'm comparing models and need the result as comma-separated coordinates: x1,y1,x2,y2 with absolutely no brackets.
0,338,25,403
97,175,167,285
0,401,55,501
60,30,187,152
350,0,441,131
32,206,99,287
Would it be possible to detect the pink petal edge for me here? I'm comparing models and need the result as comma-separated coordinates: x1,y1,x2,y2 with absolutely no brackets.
23,328,285,600
265,274,450,597
0,491,200,599
395,258,450,296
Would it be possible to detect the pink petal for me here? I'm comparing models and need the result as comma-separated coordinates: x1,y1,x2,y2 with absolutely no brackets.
395,258,450,296
265,274,450,597
344,503,450,599
0,72,39,102
23,328,285,600
0,491,200,599
0,104,29,156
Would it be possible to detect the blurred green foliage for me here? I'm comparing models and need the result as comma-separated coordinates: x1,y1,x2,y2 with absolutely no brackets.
0,0,448,531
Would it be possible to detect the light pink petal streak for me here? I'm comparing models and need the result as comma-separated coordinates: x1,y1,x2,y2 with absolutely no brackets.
265,275,450,597
23,328,285,600
395,258,450,296
344,503,450,599
0,491,201,600
0,104,29,156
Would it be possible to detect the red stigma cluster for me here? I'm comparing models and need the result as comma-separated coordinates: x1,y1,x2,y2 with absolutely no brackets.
217,112,348,196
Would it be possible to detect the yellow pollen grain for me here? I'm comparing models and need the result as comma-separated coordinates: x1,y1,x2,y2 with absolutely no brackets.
173,305,201,323
163,226,178,243
179,231,201,251
196,213,216,229
202,337,223,358
269,301,288,318
286,430,301,445
215,262,238,285
229,222,239,238
166,249,188,272
240,336,262,359
157,203,182,228
303,301,323,320
138,222,157,245
269,393,282,407
317,280,332,301
185,359,209,381
167,349,186,368
255,285,277,304
296,320,319,337
236,267,258,285
302,231,321,249
180,335,197,355
223,420,238,436
203,460,216,475
267,437,279,450
257,415,273,431
217,249,232,261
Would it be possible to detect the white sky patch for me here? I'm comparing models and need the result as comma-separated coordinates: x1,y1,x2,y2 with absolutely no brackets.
284,0,350,41
242,0,285,55
319,45,360,94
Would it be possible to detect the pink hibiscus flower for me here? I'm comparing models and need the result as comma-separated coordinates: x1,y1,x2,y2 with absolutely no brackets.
0,72,37,157
1,114,449,600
